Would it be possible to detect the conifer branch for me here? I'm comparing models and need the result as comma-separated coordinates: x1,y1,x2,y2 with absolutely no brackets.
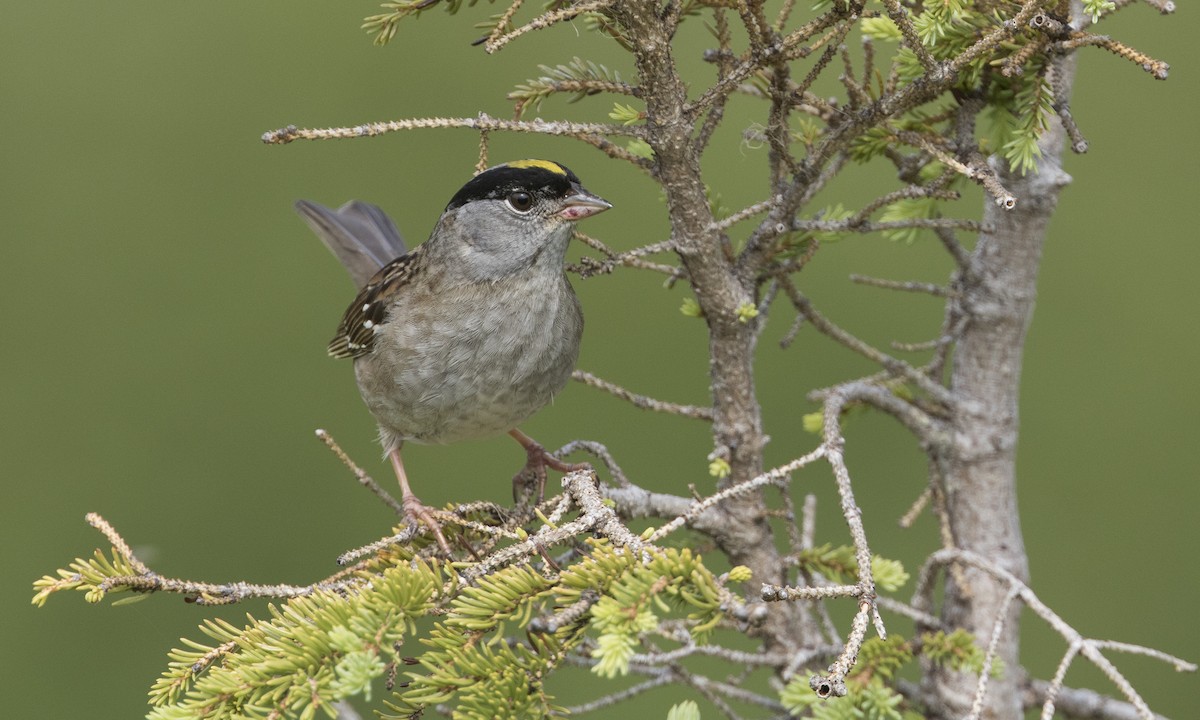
262,113,643,145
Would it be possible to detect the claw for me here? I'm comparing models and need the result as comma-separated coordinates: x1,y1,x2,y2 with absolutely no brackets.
508,429,590,503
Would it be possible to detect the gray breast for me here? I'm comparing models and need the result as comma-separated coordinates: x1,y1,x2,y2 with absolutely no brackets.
353,271,582,451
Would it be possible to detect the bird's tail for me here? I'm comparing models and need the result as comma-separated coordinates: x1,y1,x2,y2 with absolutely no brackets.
294,200,407,288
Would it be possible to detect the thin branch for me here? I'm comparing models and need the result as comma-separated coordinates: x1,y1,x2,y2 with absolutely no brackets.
570,233,684,278
695,7,735,155
82,513,363,604
854,185,962,224
849,274,956,298
460,470,650,584
876,595,944,629
316,429,404,516
565,675,673,715
779,278,955,405
809,380,951,451
1025,679,1176,720
530,589,599,633
648,447,827,542
262,113,643,145
85,513,151,576
572,369,714,421
913,549,1197,720
1055,33,1169,79
763,582,863,601
686,10,843,115
631,644,788,667
878,0,939,71
487,0,617,53
553,439,632,488
965,585,1022,720
804,385,887,696
1042,641,1084,720
714,199,774,230
792,217,986,234
807,599,874,698
894,129,1017,208
898,486,932,528
478,0,525,50
794,493,843,646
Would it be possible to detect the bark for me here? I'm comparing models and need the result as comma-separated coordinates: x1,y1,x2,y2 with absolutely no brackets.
925,56,1078,720
611,0,807,654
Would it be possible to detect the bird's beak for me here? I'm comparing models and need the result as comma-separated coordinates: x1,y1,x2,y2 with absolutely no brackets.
558,190,612,221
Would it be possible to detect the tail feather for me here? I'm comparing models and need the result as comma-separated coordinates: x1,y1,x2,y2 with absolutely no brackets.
295,199,407,288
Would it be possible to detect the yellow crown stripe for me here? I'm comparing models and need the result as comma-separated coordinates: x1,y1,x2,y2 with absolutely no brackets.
505,159,567,175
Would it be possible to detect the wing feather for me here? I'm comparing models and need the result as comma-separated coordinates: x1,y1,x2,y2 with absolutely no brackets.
327,252,422,359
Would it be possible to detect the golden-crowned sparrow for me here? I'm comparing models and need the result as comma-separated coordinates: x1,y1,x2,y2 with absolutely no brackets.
296,160,611,548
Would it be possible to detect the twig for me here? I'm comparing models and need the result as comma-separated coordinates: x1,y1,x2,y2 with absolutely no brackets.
878,0,939,71
852,185,962,225
913,549,1196,720
631,644,789,667
965,585,1021,720
262,113,643,145
714,199,774,230
78,513,363,605
849,274,955,297
898,486,932,528
780,278,955,406
565,675,673,715
553,439,632,487
807,599,875,698
85,513,151,575
779,311,806,349
763,583,863,601
572,369,714,421
686,11,843,115
808,380,951,451
876,595,944,629
1025,679,1176,720
895,130,1017,209
795,493,842,646
484,0,615,53
804,385,886,695
529,589,599,633
891,338,942,352
460,470,650,584
479,0,524,50
337,526,422,566
790,217,986,234
648,446,827,542
570,233,683,278
316,429,405,516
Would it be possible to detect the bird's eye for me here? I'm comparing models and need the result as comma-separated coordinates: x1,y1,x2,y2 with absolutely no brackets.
506,191,534,213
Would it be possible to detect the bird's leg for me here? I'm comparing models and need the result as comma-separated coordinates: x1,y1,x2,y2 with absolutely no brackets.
388,446,451,554
508,428,589,503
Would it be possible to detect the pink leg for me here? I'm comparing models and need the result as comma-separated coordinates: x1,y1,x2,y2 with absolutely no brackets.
389,446,451,553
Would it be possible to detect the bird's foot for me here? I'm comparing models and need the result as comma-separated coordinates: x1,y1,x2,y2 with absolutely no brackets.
509,430,590,504
402,492,452,554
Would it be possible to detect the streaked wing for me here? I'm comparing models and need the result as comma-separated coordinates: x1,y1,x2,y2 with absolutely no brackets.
327,251,422,359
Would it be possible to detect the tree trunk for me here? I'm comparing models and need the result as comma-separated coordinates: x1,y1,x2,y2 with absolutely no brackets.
926,57,1078,718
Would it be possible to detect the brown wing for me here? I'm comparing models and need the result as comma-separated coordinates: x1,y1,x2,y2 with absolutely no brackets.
328,251,422,359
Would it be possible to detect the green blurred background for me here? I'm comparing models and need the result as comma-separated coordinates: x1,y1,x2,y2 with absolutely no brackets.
2,2,1195,717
